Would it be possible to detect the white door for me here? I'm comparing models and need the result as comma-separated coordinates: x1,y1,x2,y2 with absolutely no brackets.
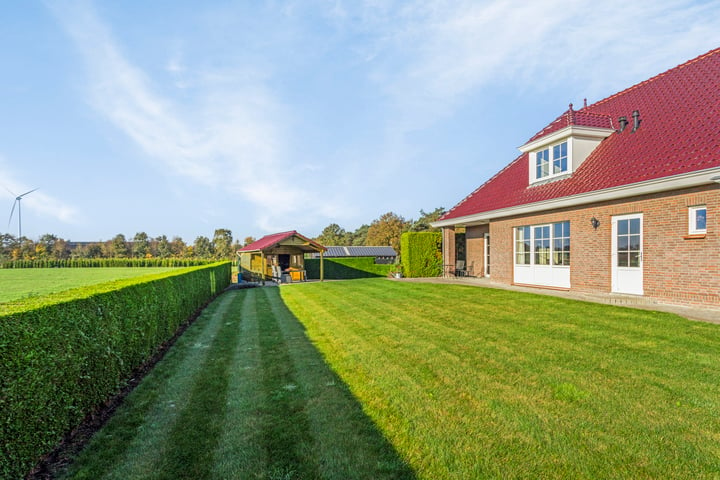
612,214,643,295
484,233,490,277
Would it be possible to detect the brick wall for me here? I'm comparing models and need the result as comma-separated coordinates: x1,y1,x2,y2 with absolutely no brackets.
442,227,456,270
486,185,719,307
466,225,488,277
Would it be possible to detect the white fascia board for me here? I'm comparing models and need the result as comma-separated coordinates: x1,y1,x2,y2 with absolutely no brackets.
518,125,614,152
432,166,720,228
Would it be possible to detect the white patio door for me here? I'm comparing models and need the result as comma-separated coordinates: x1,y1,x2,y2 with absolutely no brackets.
611,214,643,295
484,233,490,277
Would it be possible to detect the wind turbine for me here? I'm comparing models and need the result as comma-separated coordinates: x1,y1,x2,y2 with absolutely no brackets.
7,188,38,239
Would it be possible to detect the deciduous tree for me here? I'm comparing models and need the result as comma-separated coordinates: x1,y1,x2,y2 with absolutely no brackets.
316,223,347,246
133,232,150,258
212,229,234,259
365,212,409,253
194,236,214,258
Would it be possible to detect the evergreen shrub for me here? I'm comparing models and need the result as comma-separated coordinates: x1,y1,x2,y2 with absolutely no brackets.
0,258,213,269
0,262,231,479
400,232,442,278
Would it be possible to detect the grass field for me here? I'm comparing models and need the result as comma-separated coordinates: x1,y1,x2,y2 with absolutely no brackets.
59,279,720,479
0,267,178,303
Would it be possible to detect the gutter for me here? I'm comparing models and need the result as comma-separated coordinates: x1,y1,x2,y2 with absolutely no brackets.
431,166,720,228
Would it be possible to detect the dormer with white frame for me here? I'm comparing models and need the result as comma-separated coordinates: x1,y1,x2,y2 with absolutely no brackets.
519,105,615,185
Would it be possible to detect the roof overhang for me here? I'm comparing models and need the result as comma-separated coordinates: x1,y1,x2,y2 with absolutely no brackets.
519,125,615,152
432,166,720,228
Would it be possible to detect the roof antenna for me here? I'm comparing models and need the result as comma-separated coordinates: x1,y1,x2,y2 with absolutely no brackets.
631,110,641,132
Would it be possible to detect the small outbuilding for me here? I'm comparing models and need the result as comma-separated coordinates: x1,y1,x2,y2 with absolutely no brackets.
238,230,327,283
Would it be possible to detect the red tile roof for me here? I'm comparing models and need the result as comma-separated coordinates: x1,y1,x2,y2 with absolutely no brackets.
238,230,326,252
440,48,720,222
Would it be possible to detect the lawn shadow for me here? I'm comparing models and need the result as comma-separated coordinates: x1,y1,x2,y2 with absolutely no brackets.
261,286,417,480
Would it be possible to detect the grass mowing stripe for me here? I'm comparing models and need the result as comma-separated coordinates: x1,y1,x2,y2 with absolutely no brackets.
211,288,267,478
281,279,720,479
152,292,245,479
256,287,320,480
267,287,416,479
61,292,236,479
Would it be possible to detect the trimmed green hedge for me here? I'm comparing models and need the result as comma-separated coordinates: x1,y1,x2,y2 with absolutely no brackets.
1,258,213,269
0,262,231,479
400,232,442,278
305,257,394,279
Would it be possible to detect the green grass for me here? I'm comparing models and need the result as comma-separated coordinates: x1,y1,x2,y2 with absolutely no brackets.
60,287,414,480
0,267,177,303
280,279,720,479
58,279,720,479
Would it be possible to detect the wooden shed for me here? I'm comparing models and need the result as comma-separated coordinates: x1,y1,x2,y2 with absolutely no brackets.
237,230,327,283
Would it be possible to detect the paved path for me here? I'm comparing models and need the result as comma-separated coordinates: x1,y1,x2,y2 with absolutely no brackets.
399,277,720,324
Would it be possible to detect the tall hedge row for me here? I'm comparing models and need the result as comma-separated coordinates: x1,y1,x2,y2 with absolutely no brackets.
400,231,442,278
0,262,231,479
305,257,394,279
1,258,213,269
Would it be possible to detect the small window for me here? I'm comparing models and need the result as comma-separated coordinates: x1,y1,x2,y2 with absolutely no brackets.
534,141,568,181
536,148,549,179
553,142,567,174
689,206,707,235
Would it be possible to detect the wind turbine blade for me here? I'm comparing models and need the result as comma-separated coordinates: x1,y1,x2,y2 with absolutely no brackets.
4,187,16,197
18,188,38,198
8,200,17,230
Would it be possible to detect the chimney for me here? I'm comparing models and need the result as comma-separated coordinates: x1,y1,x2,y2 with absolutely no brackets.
617,116,628,133
631,110,641,132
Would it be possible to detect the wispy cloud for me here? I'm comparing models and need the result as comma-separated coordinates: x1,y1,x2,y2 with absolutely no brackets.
332,0,720,131
0,158,81,231
49,0,334,231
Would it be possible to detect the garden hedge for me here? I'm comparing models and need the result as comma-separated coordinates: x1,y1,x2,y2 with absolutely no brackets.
0,262,231,479
1,258,213,269
400,231,442,278
305,257,394,279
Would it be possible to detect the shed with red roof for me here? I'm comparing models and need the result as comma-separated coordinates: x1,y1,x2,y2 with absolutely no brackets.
238,231,327,283
432,48,720,307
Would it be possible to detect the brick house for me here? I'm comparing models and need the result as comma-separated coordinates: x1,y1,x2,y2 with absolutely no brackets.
432,48,720,307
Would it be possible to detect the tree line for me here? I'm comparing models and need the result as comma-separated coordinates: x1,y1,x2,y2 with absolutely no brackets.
0,229,244,262
313,208,446,253
0,207,446,263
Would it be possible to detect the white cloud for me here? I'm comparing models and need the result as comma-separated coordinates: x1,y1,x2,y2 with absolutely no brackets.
49,1,334,232
0,159,81,232
333,0,720,131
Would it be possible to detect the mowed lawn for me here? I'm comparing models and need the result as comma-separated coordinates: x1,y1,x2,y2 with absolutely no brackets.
60,279,720,479
0,268,178,303
281,280,720,479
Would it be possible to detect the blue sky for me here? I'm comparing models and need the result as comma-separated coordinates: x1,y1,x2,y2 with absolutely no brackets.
1,1,719,242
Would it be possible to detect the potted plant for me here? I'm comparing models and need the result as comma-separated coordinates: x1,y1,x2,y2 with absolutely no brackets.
390,264,403,279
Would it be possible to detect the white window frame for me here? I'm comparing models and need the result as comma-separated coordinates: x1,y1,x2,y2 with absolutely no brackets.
530,140,571,183
513,221,571,288
689,206,707,235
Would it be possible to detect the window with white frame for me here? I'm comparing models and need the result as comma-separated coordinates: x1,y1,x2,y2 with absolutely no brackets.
534,141,568,181
514,221,570,266
689,206,707,235
515,226,531,265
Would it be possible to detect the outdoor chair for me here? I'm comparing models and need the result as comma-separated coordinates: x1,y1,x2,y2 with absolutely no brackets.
455,260,467,277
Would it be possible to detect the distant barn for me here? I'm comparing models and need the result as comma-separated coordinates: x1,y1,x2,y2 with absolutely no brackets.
310,246,397,264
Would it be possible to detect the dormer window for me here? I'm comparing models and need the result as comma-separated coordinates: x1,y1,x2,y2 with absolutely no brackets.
520,104,615,186
535,141,568,180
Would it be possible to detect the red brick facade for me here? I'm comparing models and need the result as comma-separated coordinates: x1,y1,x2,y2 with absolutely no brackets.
469,185,719,307
436,50,720,308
